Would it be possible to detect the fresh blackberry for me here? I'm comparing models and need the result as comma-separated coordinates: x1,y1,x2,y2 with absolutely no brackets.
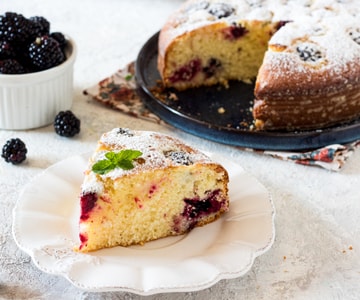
1,138,27,165
28,35,65,71
0,12,32,44
54,110,81,137
0,59,25,74
29,16,50,38
50,32,67,51
0,40,16,60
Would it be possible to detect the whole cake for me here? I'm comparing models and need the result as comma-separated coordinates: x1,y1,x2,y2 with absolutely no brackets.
76,128,229,252
157,0,360,131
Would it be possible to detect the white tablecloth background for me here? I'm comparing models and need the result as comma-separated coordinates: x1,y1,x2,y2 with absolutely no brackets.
1,1,360,299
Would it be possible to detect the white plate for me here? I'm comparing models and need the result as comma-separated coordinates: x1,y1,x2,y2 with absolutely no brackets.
12,152,275,295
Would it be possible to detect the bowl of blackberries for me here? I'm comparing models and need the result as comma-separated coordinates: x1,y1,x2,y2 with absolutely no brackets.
0,12,76,130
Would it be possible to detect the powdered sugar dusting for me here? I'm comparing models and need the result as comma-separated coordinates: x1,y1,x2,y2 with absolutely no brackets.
269,14,360,65
81,128,213,194
160,0,360,72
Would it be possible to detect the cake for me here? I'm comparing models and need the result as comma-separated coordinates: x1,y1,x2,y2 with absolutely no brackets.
157,0,360,131
76,128,229,252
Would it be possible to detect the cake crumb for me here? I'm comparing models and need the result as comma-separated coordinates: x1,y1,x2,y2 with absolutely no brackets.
168,92,178,101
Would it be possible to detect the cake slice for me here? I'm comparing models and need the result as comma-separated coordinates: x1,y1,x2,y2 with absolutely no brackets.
76,128,229,252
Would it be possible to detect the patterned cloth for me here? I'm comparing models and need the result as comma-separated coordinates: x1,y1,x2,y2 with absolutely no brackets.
248,142,360,171
83,62,360,171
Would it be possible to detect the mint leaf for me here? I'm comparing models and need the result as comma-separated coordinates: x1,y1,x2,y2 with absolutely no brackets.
105,151,117,161
92,159,115,175
117,149,142,161
92,149,143,174
117,159,136,170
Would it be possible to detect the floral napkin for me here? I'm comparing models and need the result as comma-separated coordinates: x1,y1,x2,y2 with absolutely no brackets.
83,62,360,171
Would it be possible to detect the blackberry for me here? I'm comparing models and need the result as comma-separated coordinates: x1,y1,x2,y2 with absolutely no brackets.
169,58,202,83
29,16,50,38
54,110,81,137
50,32,67,51
28,35,65,71
208,3,235,19
296,44,322,62
1,138,27,164
164,151,193,165
0,59,25,74
349,28,360,46
229,23,248,39
203,58,222,78
0,12,32,44
276,20,291,31
116,128,134,137
0,40,16,60
182,190,222,219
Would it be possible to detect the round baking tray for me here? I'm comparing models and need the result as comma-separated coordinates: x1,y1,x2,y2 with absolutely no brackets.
135,32,360,151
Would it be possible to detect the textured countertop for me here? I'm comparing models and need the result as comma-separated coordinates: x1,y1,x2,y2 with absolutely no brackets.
1,1,360,299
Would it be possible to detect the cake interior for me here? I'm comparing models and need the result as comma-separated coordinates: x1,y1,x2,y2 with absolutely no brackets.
162,20,278,90
79,163,228,252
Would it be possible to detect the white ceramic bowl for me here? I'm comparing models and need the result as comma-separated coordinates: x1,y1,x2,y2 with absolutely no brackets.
0,37,76,130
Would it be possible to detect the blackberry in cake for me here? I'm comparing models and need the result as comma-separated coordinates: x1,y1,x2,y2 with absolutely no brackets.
76,128,229,252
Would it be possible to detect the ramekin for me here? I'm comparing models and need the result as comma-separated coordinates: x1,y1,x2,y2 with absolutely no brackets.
0,37,76,130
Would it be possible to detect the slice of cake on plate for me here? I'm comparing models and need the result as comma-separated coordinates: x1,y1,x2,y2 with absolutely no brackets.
76,128,229,252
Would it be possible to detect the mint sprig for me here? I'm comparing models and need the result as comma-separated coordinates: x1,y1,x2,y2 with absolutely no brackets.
92,149,143,175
